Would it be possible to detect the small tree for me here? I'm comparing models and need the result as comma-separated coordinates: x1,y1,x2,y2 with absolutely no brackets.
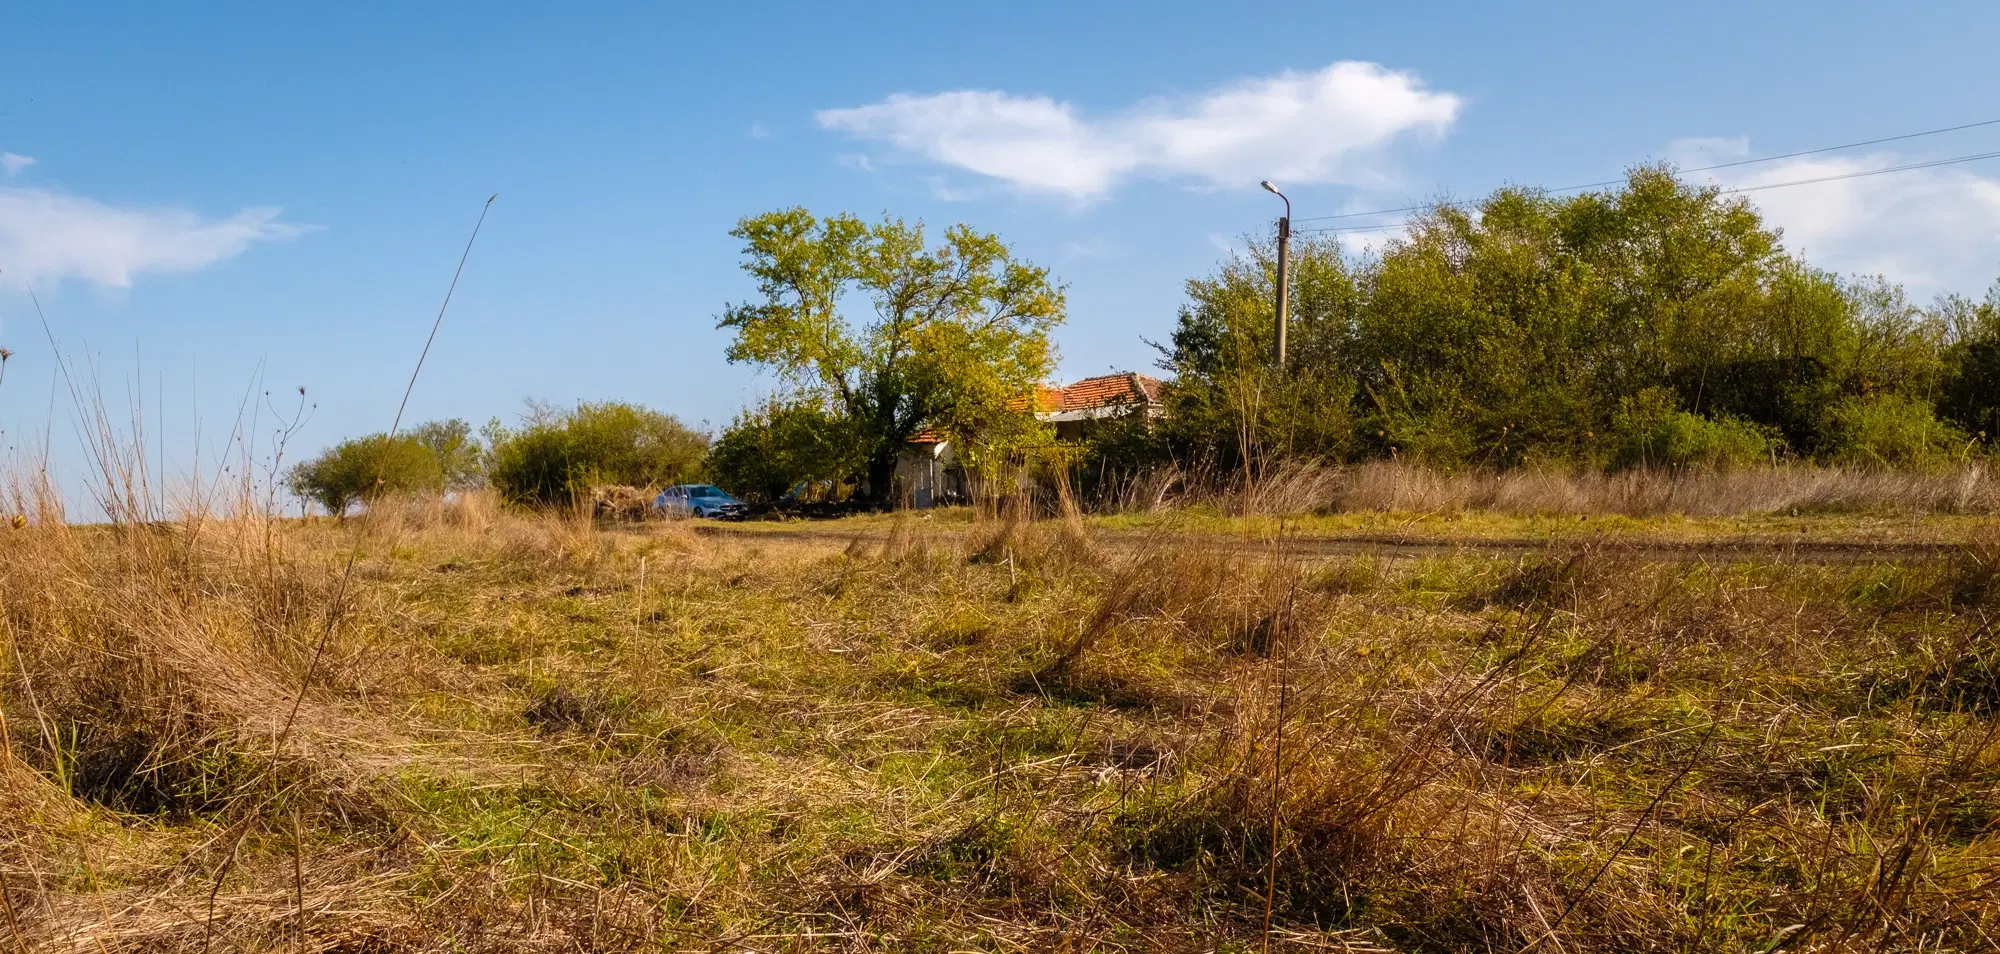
408,418,485,490
287,434,443,515
718,208,1064,504
1154,232,1361,475
707,399,865,505
488,401,708,506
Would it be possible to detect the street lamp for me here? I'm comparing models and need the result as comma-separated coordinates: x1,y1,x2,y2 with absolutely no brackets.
1260,181,1290,374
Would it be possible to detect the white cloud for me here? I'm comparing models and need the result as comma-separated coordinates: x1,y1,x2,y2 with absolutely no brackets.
1334,226,1403,257
0,187,306,289
816,61,1462,200
0,153,34,177
1672,139,2000,295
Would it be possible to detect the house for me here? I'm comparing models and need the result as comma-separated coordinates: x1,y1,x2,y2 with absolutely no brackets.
893,372,1165,507
1039,371,1165,441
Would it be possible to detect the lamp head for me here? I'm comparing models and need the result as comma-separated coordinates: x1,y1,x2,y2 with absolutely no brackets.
1260,180,1279,194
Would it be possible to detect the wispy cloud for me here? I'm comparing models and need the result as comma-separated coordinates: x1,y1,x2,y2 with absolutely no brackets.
1673,139,2000,295
817,62,1462,200
1059,236,1114,260
0,186,308,288
0,153,35,178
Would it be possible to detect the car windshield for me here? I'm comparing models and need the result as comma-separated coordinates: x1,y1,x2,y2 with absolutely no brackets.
686,486,729,499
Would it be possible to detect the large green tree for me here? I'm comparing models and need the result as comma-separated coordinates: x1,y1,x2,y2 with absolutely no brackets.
718,209,1064,504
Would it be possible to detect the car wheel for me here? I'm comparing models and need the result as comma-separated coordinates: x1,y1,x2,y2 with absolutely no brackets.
693,507,706,519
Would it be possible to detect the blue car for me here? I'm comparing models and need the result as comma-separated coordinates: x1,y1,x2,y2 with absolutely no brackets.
654,484,749,520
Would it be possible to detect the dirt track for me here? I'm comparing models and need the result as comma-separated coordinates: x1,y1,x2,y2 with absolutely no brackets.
697,523,1969,564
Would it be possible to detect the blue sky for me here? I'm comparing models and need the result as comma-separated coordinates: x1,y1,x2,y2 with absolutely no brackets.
4,1,1999,495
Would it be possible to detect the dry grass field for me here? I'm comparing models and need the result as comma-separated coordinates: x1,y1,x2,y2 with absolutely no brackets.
3,484,1999,952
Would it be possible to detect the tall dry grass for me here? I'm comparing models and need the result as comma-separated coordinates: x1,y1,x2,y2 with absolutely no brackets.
0,454,398,944
0,351,688,946
1102,459,2000,517
3,464,1995,949
356,487,500,535
0,461,711,950
1080,537,2000,949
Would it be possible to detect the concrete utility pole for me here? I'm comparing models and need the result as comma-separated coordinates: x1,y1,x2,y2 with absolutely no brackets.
1260,181,1291,375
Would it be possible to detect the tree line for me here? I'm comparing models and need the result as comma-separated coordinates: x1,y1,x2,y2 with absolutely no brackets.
289,166,2000,515
285,402,710,514
1093,166,2000,483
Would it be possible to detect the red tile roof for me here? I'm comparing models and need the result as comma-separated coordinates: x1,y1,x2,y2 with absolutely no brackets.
1055,373,1164,412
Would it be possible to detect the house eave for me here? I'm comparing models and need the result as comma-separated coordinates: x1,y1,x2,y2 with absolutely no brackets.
1036,404,1162,423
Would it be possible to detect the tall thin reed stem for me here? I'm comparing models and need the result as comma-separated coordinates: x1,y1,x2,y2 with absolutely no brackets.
292,804,306,953
1260,529,1292,954
195,194,498,954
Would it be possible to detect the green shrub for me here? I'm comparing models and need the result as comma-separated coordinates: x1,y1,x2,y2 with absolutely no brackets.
1824,393,1969,470
488,402,708,506
707,400,865,504
1609,388,1775,470
1266,370,1358,461
1670,355,1839,454
1360,367,1479,468
288,434,444,515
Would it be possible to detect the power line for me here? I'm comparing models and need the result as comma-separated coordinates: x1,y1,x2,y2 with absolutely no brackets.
1293,148,2000,236
1291,117,2000,225
1293,222,1412,236
1721,149,2000,193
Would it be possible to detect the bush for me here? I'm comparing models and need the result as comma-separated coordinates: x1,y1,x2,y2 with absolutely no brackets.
1609,388,1775,470
707,400,865,504
1825,393,1970,470
1362,367,1480,468
288,434,444,515
1265,370,1359,461
1670,355,1839,454
488,401,707,506
408,418,485,490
